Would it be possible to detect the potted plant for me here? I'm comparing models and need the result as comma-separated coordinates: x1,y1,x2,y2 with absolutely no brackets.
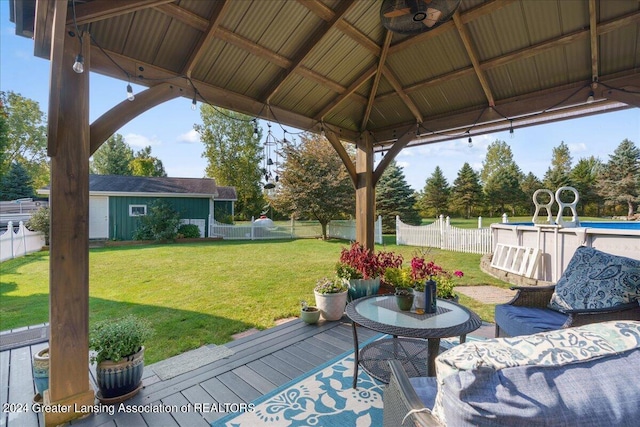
314,277,348,321
90,315,153,402
435,270,464,301
32,347,49,402
336,242,403,300
383,267,415,310
300,300,321,324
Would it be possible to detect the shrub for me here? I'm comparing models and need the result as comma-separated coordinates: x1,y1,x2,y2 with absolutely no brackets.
177,223,200,238
26,206,50,245
132,200,181,241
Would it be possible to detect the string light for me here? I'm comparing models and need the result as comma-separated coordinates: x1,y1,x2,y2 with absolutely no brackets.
468,135,473,148
126,84,135,102
509,120,514,139
72,54,84,74
586,91,595,104
191,93,197,110
253,119,259,138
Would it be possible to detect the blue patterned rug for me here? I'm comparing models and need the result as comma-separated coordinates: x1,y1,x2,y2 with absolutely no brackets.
211,336,385,427
211,336,470,427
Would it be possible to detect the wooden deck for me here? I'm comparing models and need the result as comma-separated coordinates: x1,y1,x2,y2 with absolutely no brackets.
1,318,380,427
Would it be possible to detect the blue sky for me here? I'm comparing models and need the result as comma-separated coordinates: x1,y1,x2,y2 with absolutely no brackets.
1,2,638,191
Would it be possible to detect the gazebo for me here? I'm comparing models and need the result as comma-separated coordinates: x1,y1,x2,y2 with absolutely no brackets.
9,0,639,425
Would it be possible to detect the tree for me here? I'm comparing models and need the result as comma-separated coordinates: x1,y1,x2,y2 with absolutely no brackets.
132,200,181,241
520,172,544,215
91,134,134,175
195,106,264,220
129,146,167,177
570,156,603,216
0,100,9,178
480,140,517,185
0,91,49,188
0,161,35,200
543,141,573,189
376,160,421,233
480,140,524,216
596,139,639,218
417,166,450,217
451,163,483,219
269,133,354,239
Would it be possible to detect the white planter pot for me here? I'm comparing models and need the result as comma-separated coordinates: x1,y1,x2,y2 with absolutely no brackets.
314,290,348,321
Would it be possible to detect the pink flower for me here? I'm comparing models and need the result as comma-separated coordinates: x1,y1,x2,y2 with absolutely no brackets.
454,270,464,278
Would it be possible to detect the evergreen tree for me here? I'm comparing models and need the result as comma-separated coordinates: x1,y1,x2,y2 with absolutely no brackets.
0,161,35,200
269,133,354,239
376,160,421,233
596,139,639,218
91,133,134,175
543,141,573,189
417,166,450,217
196,106,264,220
451,163,483,219
129,146,167,177
520,172,544,216
570,156,603,216
480,140,516,185
480,140,524,216
0,101,8,178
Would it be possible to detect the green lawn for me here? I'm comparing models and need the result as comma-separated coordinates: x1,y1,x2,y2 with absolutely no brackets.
0,238,509,363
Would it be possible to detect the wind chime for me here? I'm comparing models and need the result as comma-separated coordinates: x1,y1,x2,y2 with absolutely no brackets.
261,123,280,190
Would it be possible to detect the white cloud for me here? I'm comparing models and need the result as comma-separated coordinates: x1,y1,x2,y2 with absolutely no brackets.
177,129,200,144
568,142,587,152
396,160,410,169
124,133,161,147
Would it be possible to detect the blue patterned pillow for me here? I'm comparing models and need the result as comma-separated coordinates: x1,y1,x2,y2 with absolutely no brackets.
548,246,640,312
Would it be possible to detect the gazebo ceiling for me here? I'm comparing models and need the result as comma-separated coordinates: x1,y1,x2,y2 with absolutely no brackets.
12,0,640,149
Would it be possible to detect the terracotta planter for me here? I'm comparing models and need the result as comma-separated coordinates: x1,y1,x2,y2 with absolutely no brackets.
96,346,145,401
314,290,348,321
300,307,321,324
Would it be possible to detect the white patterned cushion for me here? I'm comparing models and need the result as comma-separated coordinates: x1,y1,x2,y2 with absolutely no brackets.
548,246,640,312
431,321,640,425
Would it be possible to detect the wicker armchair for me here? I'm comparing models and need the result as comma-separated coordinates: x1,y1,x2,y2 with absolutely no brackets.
495,284,640,337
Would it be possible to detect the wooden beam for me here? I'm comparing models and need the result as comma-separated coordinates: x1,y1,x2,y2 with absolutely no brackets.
603,86,640,108
382,67,423,123
261,0,357,104
46,0,68,158
324,127,356,184
68,0,174,26
155,3,209,31
373,125,417,185
44,20,94,427
361,31,393,131
452,11,495,106
315,66,377,121
90,83,182,155
182,0,231,77
355,132,375,250
33,0,56,59
589,0,598,82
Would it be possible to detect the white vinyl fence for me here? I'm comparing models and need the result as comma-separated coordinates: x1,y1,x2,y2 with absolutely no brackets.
209,216,383,244
396,215,492,254
0,221,46,262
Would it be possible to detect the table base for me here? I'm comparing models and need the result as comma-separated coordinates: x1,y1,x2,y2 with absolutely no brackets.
359,337,429,383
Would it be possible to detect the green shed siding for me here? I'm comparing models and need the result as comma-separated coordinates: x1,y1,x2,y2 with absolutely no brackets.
109,196,211,240
213,200,234,222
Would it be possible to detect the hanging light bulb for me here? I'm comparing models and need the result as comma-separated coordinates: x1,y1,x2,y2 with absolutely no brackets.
509,120,514,139
72,54,84,74
126,84,135,102
191,95,197,111
586,91,595,104
468,136,473,148
320,124,325,138
253,119,259,138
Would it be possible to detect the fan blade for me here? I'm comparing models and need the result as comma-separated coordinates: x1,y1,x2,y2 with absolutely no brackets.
384,7,411,18
422,7,442,27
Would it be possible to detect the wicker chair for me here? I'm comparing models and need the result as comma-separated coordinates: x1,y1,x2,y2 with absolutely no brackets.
495,285,640,337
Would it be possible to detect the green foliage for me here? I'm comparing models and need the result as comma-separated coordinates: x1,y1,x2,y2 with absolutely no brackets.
196,107,264,220
596,139,639,217
0,101,8,178
570,156,603,215
417,166,450,217
543,141,573,189
0,91,49,189
89,315,153,364
314,277,347,294
451,163,483,219
132,200,181,241
383,267,412,288
0,161,34,200
520,172,544,215
129,146,167,177
376,160,421,232
25,206,50,244
91,133,134,175
177,223,201,238
270,133,354,239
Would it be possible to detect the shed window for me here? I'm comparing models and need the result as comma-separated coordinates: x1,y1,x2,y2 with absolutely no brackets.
129,204,147,216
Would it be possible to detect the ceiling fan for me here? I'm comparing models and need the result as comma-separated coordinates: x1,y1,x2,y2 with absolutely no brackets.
380,0,461,34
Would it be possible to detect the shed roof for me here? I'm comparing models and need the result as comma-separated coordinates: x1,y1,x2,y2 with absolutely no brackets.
12,0,639,151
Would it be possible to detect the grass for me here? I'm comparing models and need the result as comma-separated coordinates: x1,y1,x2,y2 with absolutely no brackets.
0,238,509,364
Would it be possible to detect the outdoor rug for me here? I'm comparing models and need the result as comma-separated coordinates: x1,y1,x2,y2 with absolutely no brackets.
211,336,472,427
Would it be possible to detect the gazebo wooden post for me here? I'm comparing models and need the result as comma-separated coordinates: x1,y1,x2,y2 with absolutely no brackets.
44,27,95,426
355,132,375,250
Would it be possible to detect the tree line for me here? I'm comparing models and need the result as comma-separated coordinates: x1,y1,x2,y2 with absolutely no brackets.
2,92,638,234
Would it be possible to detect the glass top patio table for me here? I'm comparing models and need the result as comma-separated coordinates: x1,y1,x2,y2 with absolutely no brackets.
345,295,482,385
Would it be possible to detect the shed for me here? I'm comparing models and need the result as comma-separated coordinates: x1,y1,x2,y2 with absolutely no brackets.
39,175,236,240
